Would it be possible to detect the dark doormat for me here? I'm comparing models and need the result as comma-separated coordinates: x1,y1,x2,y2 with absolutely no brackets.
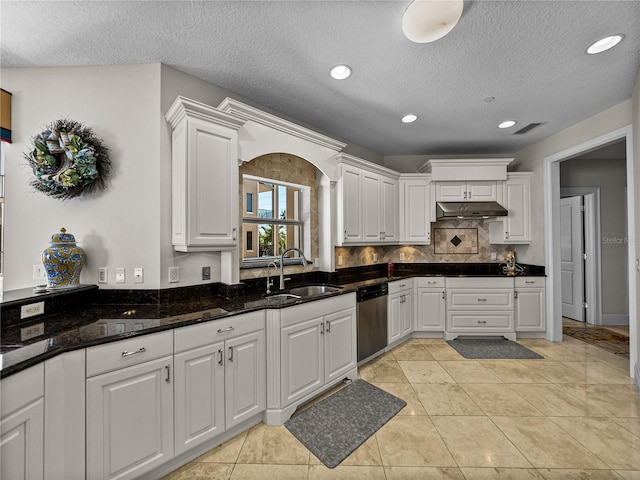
447,336,543,359
563,326,630,358
284,379,406,468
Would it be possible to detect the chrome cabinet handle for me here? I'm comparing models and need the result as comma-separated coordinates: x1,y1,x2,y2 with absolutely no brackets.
327,321,331,333
344,230,347,240
515,291,519,299
463,191,467,200
232,227,237,240
218,349,224,366
477,298,487,302
320,322,325,335
228,346,234,362
477,320,487,324
122,347,146,358
505,231,509,239
525,280,535,284
165,364,171,383
217,326,234,334
442,291,445,299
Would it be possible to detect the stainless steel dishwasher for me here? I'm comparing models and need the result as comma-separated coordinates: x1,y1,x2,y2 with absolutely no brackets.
356,282,388,364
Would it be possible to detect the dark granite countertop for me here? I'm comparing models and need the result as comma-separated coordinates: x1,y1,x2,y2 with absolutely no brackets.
1,262,545,378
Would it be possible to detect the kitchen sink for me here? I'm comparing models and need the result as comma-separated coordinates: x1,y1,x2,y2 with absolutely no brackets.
288,285,342,297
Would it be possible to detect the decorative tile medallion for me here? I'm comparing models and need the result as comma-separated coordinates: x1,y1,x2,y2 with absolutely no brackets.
434,228,478,254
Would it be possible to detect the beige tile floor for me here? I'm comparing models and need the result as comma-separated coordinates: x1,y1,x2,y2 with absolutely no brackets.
163,335,640,480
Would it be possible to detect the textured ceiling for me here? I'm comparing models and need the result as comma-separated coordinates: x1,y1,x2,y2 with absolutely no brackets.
2,1,639,157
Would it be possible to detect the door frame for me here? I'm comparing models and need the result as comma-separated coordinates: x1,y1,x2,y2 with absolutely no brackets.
560,188,602,325
544,125,636,377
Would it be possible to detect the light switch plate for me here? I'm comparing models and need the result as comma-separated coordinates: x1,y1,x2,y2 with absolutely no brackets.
115,268,125,284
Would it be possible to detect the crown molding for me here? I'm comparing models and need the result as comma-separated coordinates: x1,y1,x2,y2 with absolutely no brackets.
166,96,245,130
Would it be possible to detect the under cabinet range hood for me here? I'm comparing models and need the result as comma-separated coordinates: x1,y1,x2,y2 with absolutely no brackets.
436,201,508,219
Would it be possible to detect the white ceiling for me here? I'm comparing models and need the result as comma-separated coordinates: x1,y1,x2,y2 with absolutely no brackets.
2,1,639,157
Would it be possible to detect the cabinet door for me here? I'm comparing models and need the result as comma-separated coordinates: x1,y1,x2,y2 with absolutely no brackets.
188,117,238,247
435,182,468,201
467,181,498,201
281,318,324,407
0,398,44,480
381,176,398,242
86,356,174,480
341,166,363,243
225,330,266,429
401,291,413,337
503,178,530,242
515,289,546,331
324,308,357,384
388,293,403,344
362,171,382,242
401,179,431,244
416,289,446,331
174,343,225,456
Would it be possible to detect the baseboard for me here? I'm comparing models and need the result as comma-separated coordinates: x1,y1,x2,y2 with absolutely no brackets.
601,314,629,326
635,362,640,397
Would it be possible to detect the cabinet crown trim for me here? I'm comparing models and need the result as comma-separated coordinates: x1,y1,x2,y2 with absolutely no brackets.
419,158,513,181
166,96,245,130
218,97,347,152
337,153,399,179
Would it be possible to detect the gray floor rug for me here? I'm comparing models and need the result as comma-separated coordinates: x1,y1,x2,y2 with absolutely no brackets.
447,337,544,359
285,379,406,468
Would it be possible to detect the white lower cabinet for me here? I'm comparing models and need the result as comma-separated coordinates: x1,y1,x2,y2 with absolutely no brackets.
445,277,515,340
416,277,446,331
273,293,357,422
173,311,265,456
0,364,45,480
388,279,414,345
515,277,546,332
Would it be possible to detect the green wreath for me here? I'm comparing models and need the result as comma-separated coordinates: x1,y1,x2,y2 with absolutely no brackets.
25,119,110,199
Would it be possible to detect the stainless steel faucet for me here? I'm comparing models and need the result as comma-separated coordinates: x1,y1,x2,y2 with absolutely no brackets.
266,261,279,294
279,247,307,290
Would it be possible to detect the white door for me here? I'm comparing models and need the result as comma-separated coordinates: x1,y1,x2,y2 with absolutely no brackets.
401,291,413,337
174,343,225,456
225,330,266,429
560,196,585,321
417,289,445,331
0,398,44,480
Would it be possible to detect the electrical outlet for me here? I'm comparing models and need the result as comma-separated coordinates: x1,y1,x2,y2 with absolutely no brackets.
21,322,45,341
314,257,320,268
169,266,179,283
98,267,108,284
399,252,405,261
373,253,378,262
20,301,45,319
337,255,343,266
202,266,211,281
491,252,497,261
115,267,125,284
134,267,144,283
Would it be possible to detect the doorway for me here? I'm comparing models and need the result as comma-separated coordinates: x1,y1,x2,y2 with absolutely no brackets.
544,126,637,377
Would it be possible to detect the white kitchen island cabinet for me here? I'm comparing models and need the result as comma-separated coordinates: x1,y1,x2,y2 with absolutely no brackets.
0,363,44,480
165,96,245,252
266,293,358,425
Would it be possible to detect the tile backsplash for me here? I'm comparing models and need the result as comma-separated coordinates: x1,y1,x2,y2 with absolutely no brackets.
336,219,514,268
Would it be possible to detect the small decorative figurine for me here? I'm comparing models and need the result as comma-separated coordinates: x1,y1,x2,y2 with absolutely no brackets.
502,250,524,276
42,227,86,289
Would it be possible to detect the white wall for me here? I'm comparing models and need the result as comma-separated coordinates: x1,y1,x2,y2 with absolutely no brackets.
511,99,633,266
3,64,163,290
632,69,640,382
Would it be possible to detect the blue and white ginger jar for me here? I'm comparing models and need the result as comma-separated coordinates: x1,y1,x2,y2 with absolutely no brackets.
42,227,86,289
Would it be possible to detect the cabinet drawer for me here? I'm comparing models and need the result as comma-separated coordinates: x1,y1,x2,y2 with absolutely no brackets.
86,330,173,377
447,289,513,309
448,312,514,331
515,277,546,288
416,277,445,288
388,279,414,294
174,310,264,353
280,293,356,328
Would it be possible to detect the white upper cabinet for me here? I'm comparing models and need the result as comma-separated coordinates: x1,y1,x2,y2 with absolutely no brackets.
337,154,398,245
399,175,432,244
166,96,245,252
489,173,532,244
435,181,499,202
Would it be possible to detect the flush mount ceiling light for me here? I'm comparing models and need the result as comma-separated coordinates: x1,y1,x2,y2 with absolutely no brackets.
402,0,464,43
402,114,418,123
498,120,517,129
330,64,352,80
587,34,624,54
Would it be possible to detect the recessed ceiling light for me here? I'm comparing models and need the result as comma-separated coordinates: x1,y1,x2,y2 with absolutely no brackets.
498,120,517,129
587,34,624,54
330,64,352,80
402,114,418,123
